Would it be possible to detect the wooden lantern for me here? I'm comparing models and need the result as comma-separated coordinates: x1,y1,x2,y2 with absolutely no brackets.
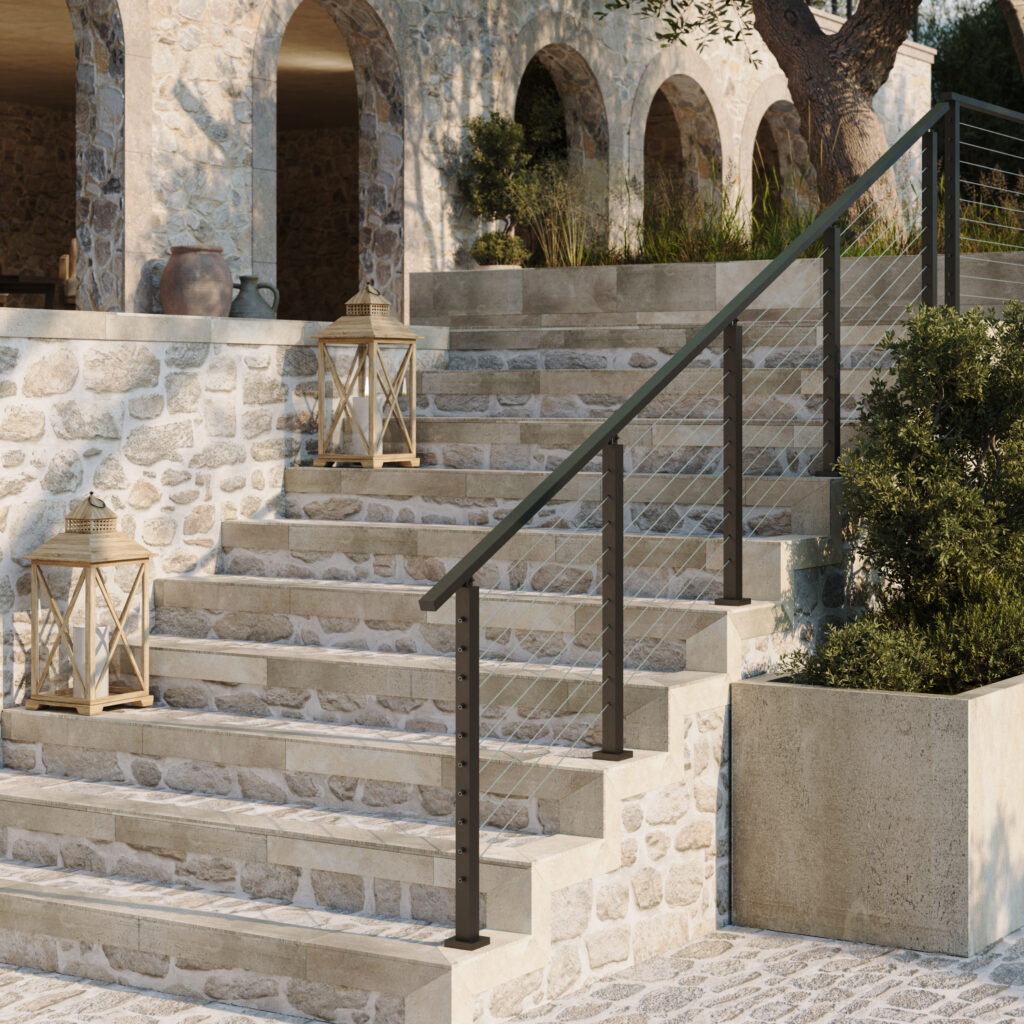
26,493,154,716
314,284,421,468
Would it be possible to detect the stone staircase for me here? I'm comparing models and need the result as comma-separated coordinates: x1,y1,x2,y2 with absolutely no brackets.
0,291,851,1023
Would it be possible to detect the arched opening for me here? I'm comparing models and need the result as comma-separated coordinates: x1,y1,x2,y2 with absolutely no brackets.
512,45,609,256
752,100,817,223
643,76,722,213
0,0,125,311
274,0,404,321
514,58,569,166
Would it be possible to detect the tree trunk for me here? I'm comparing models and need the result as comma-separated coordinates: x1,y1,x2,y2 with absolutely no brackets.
999,0,1024,82
753,0,919,233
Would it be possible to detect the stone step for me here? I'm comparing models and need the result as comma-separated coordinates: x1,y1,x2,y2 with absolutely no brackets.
143,635,727,750
283,467,840,537
415,367,872,419
152,576,788,675
221,519,836,601
0,770,596,932
0,859,531,1023
442,323,892,363
2,706,666,836
414,415,858,473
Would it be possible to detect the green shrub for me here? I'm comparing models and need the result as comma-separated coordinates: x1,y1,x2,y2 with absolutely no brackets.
469,231,531,267
456,113,533,230
791,304,1024,694
786,614,937,693
839,303,1024,616
788,585,1024,696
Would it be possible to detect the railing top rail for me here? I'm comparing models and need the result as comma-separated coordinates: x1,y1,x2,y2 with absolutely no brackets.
419,99,952,614
944,92,1024,128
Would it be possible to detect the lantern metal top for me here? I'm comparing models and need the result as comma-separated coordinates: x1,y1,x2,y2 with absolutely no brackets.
316,283,420,344
66,492,117,534
28,493,153,566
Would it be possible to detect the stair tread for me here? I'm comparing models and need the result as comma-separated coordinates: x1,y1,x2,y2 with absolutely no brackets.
3,705,662,772
146,633,726,691
0,860,521,958
225,517,826,543
0,770,583,863
158,573,778,614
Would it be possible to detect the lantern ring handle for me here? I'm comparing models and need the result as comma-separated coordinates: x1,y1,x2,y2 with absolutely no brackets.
87,492,106,509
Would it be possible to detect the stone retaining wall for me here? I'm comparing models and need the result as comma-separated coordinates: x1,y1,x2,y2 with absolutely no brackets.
0,308,444,706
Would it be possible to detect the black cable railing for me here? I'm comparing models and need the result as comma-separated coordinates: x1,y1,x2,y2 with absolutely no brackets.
421,94,1024,948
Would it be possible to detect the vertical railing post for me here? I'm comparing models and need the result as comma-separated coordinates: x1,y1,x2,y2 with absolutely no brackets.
716,322,750,607
821,224,842,474
944,99,961,311
594,439,632,762
445,580,489,950
922,128,939,307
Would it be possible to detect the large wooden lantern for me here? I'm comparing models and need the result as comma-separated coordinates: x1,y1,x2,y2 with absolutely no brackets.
314,284,421,468
27,493,154,716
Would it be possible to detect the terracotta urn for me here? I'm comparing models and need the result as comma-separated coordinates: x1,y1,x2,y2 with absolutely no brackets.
159,246,233,317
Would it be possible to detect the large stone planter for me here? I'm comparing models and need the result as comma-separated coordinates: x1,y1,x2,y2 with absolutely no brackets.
732,675,1024,956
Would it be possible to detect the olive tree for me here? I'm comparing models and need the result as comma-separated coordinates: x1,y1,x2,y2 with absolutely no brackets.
598,0,921,215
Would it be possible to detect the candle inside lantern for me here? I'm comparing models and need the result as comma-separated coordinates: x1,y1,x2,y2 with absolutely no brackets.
348,395,385,455
72,624,111,699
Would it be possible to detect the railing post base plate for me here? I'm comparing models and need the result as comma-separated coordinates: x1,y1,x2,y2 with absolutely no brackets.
593,750,634,761
444,936,491,951
715,598,752,607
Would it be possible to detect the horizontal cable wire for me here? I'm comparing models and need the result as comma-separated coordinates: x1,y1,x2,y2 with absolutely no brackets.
473,151,932,824
962,121,1024,146
960,138,1024,164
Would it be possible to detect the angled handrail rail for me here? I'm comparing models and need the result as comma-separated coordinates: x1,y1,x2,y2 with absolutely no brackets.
420,99,951,615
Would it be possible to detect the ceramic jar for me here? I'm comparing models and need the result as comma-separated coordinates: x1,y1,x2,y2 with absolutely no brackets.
230,276,280,319
159,246,233,317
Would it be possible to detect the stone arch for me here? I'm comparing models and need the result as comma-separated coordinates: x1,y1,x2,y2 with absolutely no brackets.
752,100,817,221
252,0,404,316
740,76,819,216
520,45,609,172
628,47,732,228
643,76,722,206
500,15,613,241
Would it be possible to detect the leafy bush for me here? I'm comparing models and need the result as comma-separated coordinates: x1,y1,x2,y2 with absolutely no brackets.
788,585,1024,695
469,231,531,267
787,614,937,693
839,304,1024,615
456,113,533,230
790,304,1024,695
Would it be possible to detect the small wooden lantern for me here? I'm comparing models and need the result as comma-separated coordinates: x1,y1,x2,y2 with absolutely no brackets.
26,493,154,716
314,284,421,468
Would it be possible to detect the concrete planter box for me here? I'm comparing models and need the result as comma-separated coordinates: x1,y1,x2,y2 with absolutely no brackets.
732,675,1024,956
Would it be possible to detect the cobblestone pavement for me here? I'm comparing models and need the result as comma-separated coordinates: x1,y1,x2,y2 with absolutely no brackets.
3,925,1024,1023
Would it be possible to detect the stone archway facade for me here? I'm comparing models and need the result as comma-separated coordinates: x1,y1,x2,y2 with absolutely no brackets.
253,0,404,315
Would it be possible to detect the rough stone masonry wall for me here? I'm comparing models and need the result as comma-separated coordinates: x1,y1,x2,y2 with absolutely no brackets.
0,103,76,285
478,705,729,1022
0,311,326,707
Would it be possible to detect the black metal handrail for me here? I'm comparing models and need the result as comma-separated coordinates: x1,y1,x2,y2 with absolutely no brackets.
428,94,1008,949
420,100,949,617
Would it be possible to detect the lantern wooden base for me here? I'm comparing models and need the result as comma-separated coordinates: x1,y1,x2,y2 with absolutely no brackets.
312,454,420,469
26,689,154,716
